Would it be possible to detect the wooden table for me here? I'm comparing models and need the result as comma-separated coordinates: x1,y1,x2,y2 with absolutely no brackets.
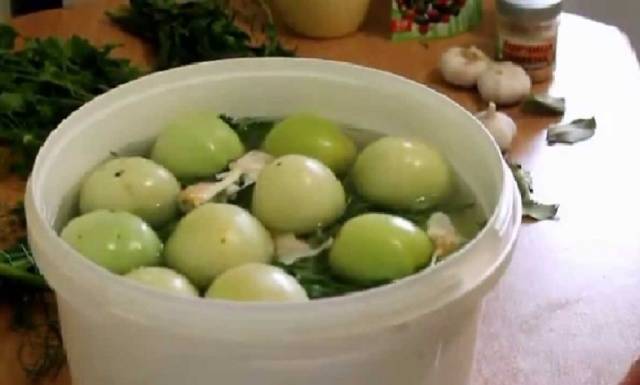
2,0,640,384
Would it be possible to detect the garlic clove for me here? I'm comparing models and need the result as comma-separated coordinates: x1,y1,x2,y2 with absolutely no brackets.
178,170,243,212
426,212,464,259
475,102,518,152
179,151,274,212
274,233,333,265
228,150,274,183
477,62,532,106
440,46,491,88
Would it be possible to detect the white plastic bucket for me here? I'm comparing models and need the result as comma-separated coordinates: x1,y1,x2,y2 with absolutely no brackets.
25,58,521,385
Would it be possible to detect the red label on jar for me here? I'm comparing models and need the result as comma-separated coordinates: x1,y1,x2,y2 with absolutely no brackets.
502,39,555,69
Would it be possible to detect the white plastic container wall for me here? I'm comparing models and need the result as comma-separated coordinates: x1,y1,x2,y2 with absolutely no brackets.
25,58,521,385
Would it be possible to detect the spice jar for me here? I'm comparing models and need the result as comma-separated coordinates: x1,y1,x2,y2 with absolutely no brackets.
496,0,562,83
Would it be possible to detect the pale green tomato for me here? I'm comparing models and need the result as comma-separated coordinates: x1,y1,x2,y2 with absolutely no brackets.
165,203,274,290
252,155,346,234
205,263,308,302
329,213,434,283
352,137,453,210
78,157,180,228
125,267,198,297
151,112,244,180
60,210,162,274
264,113,357,175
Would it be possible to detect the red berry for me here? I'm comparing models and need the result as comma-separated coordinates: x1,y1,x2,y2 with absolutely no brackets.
419,24,430,34
392,19,412,32
437,0,449,5
405,9,416,19
427,8,440,18
441,14,451,22
391,20,401,32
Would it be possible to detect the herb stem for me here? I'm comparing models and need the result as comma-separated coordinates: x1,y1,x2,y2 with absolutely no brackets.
0,263,48,288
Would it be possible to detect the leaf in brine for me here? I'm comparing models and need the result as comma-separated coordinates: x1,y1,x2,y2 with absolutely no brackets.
0,93,26,113
523,200,559,221
546,117,597,145
523,93,566,115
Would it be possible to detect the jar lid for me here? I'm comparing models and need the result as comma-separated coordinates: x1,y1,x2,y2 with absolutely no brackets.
497,0,562,22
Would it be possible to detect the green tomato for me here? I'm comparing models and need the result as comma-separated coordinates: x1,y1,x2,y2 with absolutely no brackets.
125,267,198,297
329,213,434,283
205,263,308,302
165,203,274,290
151,112,244,180
352,137,452,210
264,113,357,175
61,210,162,274
252,155,346,234
78,157,180,228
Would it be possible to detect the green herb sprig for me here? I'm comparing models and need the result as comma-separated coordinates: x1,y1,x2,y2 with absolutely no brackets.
107,0,294,70
0,24,141,175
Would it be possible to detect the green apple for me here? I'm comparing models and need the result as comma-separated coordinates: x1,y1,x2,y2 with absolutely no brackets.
164,203,273,290
329,213,434,283
61,210,162,274
205,263,308,303
264,113,357,175
252,154,346,234
151,112,244,180
352,137,452,210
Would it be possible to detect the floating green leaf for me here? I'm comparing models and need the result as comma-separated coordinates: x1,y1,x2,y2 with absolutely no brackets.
523,93,566,115
547,117,597,145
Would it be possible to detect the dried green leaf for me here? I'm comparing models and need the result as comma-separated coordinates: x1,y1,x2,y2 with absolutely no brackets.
523,201,559,221
547,117,597,145
508,162,533,202
523,93,566,115
508,162,559,221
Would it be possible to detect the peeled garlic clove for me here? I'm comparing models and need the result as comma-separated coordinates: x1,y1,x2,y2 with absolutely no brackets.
440,46,491,88
426,212,464,259
179,151,274,212
274,233,333,265
477,62,532,106
228,150,274,183
178,170,242,212
475,102,518,151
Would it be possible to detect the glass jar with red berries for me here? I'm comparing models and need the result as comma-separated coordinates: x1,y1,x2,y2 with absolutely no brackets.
496,0,562,83
391,0,481,41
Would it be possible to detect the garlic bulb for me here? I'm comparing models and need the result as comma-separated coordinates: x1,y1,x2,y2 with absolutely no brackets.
475,102,518,151
477,62,532,106
439,46,491,88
